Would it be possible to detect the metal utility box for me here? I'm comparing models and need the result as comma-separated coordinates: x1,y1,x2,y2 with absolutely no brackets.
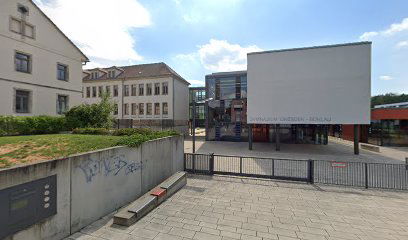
0,175,57,239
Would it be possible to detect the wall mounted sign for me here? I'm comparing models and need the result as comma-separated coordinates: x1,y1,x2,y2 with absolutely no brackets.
0,175,57,239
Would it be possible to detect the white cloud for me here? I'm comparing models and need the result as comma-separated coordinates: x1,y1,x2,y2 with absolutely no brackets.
396,40,408,48
379,75,393,81
188,79,205,86
360,18,408,40
34,0,151,65
198,39,262,72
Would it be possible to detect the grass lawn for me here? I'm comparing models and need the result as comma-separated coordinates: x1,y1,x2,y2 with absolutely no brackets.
0,134,123,169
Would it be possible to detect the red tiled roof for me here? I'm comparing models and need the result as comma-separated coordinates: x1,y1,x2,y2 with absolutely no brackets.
83,62,189,85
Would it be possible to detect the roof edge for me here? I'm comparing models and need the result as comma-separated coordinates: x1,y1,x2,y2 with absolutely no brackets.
248,41,372,56
30,0,89,62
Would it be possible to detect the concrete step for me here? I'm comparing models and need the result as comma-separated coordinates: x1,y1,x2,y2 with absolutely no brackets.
113,171,187,226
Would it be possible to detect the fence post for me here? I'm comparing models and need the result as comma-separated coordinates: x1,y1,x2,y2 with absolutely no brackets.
192,154,196,174
209,153,214,175
308,160,314,184
272,159,274,178
183,153,186,171
406,158,408,171
240,157,243,174
365,163,368,189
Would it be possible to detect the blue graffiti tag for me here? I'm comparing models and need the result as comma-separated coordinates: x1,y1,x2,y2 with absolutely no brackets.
78,154,143,183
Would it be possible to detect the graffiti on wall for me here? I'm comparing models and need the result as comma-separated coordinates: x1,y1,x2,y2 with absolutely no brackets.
77,154,143,183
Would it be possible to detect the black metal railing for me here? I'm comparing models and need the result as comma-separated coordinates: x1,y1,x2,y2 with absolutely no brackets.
184,153,408,190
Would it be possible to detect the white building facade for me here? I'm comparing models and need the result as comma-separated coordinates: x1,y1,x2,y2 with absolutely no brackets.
0,0,88,116
82,63,190,133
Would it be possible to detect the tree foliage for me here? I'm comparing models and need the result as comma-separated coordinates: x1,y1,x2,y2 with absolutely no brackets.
65,93,115,129
371,93,408,107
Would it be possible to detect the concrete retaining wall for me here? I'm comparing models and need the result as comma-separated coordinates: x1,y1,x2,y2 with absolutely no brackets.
0,135,183,240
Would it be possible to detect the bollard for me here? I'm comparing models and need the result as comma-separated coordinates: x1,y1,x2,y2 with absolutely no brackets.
406,157,408,171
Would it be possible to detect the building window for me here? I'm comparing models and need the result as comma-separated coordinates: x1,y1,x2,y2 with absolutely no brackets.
15,52,31,73
162,102,168,115
10,17,35,38
91,72,99,79
92,86,97,97
162,82,168,95
98,86,103,97
139,84,144,96
154,83,160,95
15,90,30,113
146,103,152,115
113,85,118,97
131,84,137,96
57,95,69,114
57,64,68,81
139,103,144,115
123,103,129,115
113,104,118,115
131,103,137,115
105,86,111,96
123,85,129,97
154,103,160,115
108,70,115,78
146,84,152,96
86,87,90,98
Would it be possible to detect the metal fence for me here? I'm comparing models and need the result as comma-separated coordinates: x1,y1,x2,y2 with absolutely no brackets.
184,153,408,190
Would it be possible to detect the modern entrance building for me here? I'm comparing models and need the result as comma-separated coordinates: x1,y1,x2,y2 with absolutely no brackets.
205,71,248,141
205,42,372,154
189,87,206,129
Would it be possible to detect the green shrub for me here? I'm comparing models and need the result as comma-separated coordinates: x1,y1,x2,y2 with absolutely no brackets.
72,128,111,135
0,115,67,136
112,128,155,136
115,130,179,147
65,93,114,129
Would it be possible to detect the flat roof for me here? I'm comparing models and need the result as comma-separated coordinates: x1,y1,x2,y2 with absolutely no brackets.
248,41,372,56
206,70,247,78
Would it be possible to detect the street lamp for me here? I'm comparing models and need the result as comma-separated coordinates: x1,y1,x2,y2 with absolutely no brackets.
192,97,213,153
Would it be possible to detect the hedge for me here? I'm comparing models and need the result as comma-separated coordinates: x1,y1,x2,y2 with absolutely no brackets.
0,115,68,136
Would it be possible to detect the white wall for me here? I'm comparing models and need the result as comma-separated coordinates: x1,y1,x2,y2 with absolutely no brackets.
173,78,189,122
247,42,371,124
0,135,184,240
0,0,85,116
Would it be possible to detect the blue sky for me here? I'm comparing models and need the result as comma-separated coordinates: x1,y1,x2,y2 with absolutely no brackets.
36,0,408,95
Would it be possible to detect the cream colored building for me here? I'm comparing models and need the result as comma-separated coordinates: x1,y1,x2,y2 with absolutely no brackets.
0,0,88,116
82,63,190,132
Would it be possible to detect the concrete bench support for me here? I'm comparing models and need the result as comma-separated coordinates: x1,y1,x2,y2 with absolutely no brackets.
361,144,380,153
113,171,187,226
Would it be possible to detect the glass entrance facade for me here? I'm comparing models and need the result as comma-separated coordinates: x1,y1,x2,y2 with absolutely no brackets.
206,71,248,141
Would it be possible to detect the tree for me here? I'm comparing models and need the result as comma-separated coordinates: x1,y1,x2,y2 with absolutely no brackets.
371,93,408,107
65,92,115,129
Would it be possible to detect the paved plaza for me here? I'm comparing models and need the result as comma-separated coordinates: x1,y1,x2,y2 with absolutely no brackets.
185,136,408,164
67,174,408,240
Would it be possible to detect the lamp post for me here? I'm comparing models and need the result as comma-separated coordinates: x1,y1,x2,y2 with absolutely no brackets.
192,97,213,153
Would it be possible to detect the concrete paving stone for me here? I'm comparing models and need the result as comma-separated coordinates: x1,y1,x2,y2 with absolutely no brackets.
66,232,101,240
130,228,159,239
153,233,183,240
182,219,201,226
276,235,300,240
240,234,262,240
176,212,197,220
168,227,196,238
220,230,241,239
224,214,248,223
167,216,185,222
144,223,172,233
98,229,132,240
167,221,185,228
295,231,327,240
256,231,278,240
183,223,202,232
218,219,243,228
236,228,257,237
268,227,298,238
297,226,328,236
217,225,237,233
247,218,272,227
194,232,222,240
199,221,218,229
242,223,269,233
201,227,221,235
196,215,219,224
